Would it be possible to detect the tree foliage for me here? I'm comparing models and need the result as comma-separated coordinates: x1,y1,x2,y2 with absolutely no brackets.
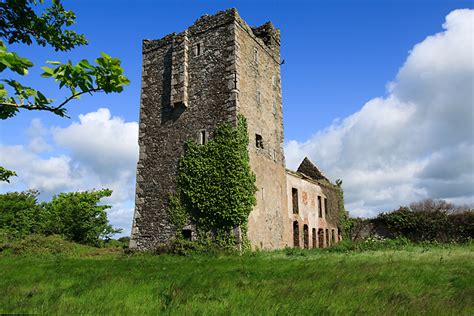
374,201,473,243
0,0,130,119
0,166,17,183
176,115,257,236
0,190,42,237
0,189,122,246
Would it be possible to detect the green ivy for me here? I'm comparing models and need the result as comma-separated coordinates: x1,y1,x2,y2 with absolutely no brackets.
336,179,352,240
166,193,188,232
170,115,257,248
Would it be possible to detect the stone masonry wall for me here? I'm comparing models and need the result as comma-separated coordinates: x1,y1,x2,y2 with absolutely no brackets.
130,8,337,251
234,14,290,249
286,171,342,248
130,10,240,250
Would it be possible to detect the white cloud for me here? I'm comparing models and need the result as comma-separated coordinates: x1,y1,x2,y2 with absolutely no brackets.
0,108,139,235
285,9,474,217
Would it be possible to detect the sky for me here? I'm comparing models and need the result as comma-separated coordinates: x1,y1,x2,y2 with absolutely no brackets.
1,0,473,235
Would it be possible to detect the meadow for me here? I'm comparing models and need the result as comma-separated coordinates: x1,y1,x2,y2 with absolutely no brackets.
1,237,473,315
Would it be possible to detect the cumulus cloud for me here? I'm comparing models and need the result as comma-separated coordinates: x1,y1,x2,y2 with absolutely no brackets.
0,108,139,234
285,9,474,217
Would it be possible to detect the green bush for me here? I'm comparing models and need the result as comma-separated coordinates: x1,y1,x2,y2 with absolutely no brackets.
0,189,122,246
42,189,121,246
376,205,473,243
0,190,43,237
0,234,93,256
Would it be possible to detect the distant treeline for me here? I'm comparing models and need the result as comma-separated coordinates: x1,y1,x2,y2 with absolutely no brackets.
350,199,473,243
0,189,122,246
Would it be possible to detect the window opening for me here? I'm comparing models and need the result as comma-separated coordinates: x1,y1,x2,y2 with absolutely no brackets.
318,196,322,218
199,130,207,145
292,188,299,214
194,43,202,56
255,134,264,149
324,198,328,217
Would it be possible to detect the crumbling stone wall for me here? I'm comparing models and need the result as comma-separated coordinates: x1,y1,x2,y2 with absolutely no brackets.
234,12,289,250
286,170,342,248
130,9,289,250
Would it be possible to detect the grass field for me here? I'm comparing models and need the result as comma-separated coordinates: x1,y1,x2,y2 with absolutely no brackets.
1,241,473,315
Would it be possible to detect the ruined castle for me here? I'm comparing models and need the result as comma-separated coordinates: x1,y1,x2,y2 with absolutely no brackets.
130,9,342,250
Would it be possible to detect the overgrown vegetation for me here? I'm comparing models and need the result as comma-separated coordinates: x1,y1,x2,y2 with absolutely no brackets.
349,199,473,243
0,189,122,246
335,179,352,240
0,0,129,183
168,115,257,248
0,240,472,314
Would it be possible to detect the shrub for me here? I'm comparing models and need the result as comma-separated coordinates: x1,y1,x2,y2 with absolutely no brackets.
42,189,122,246
373,201,473,243
0,190,43,238
0,189,122,247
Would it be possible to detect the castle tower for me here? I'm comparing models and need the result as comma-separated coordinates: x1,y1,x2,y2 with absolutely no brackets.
130,9,290,250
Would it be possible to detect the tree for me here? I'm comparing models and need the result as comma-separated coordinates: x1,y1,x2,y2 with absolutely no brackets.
409,199,455,213
42,189,121,246
0,0,130,119
0,189,42,237
0,0,130,181
0,166,17,183
0,189,122,245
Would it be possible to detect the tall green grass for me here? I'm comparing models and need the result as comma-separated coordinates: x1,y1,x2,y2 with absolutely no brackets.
1,240,473,315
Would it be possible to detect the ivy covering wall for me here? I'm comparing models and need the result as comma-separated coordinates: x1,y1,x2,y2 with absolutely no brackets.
168,115,257,247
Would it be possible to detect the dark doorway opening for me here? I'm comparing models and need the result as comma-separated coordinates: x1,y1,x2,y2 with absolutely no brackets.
312,228,317,248
182,229,192,240
318,228,324,248
303,225,309,249
293,221,299,248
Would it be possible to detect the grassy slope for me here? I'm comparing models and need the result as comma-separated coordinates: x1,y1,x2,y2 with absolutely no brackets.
1,245,473,315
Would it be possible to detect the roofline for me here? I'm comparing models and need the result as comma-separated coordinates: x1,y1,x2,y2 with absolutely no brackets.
286,169,338,190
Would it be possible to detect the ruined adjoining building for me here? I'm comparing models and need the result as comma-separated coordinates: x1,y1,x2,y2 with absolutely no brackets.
130,8,342,250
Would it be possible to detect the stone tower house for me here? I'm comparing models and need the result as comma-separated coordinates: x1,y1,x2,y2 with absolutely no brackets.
131,9,342,250
130,9,289,250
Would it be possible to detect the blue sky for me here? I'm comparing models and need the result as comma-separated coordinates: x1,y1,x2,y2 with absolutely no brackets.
1,0,473,234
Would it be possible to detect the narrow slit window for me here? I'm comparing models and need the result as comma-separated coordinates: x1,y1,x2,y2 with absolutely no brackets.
256,134,264,149
257,90,261,104
194,43,202,56
254,48,258,63
318,196,322,218
199,130,206,145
